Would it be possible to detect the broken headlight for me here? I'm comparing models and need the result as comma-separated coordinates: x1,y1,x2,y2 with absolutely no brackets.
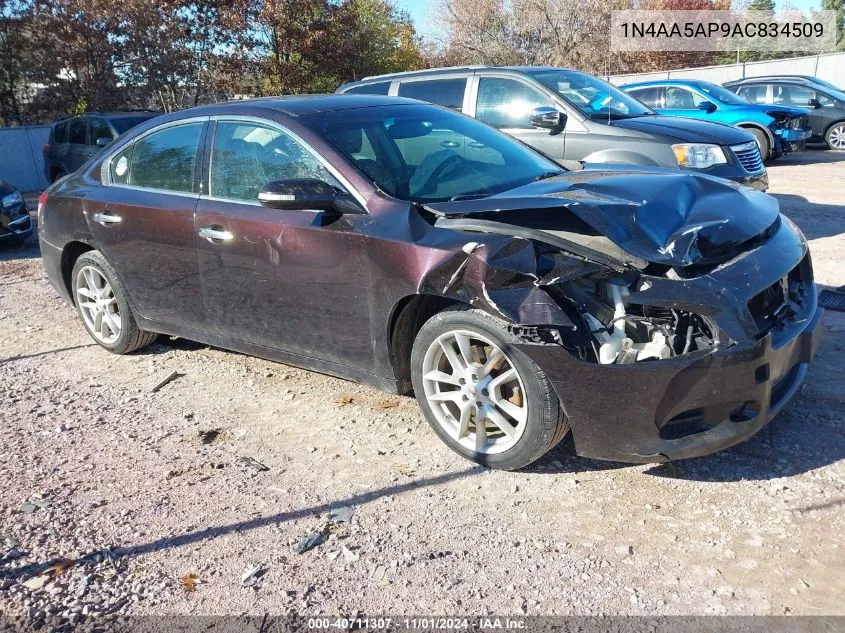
2,189,22,209
671,143,726,169
566,279,715,364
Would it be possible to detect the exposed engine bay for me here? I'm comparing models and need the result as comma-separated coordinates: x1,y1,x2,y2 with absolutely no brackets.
563,278,715,364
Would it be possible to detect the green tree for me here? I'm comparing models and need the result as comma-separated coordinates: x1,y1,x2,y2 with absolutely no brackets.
823,0,844,51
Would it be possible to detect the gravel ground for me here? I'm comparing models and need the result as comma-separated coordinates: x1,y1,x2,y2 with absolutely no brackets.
1,152,843,625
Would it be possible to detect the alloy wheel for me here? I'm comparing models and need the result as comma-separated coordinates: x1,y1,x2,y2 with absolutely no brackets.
421,330,528,454
75,265,122,344
828,124,845,150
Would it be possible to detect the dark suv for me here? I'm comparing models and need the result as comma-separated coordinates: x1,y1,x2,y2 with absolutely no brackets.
338,66,769,190
43,111,161,182
724,76,845,150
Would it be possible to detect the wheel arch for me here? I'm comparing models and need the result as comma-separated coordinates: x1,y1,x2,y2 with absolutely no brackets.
60,240,96,305
387,294,467,395
736,122,775,153
823,118,845,140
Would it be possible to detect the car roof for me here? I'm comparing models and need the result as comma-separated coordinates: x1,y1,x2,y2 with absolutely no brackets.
622,79,710,89
340,65,579,87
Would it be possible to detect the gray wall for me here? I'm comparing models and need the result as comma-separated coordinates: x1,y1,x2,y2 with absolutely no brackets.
607,52,845,87
0,125,50,192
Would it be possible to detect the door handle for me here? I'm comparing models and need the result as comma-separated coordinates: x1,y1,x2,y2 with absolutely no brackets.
93,211,122,226
198,226,233,243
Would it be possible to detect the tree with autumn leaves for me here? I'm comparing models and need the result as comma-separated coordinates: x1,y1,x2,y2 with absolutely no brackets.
0,0,423,125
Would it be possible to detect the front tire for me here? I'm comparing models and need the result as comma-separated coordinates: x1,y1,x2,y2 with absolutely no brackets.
71,250,157,354
825,122,845,150
410,305,570,470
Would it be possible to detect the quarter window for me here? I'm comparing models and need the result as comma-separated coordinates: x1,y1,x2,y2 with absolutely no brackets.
397,79,466,111
128,123,203,193
209,121,338,203
475,78,554,129
68,119,87,145
345,82,391,95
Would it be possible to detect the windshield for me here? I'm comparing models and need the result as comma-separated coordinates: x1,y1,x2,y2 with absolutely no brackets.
303,104,564,203
529,70,654,118
695,82,749,106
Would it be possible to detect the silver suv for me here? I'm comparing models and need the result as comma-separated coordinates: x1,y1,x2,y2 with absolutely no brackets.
338,66,768,190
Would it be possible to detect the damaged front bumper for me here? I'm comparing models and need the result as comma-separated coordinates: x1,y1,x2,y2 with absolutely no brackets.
517,298,822,463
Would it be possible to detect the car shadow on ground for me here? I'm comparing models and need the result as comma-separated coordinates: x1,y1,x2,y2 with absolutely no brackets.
0,344,95,365
776,147,845,166
771,193,845,241
0,465,487,581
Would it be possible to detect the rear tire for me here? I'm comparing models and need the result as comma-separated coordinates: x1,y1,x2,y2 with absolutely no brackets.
410,305,570,470
746,127,771,160
71,250,157,354
825,122,845,150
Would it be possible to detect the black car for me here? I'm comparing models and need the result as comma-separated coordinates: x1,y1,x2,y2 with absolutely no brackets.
43,111,161,182
724,76,845,150
0,179,32,245
39,95,822,470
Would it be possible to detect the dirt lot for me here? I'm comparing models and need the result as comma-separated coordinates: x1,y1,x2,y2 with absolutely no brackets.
1,152,844,624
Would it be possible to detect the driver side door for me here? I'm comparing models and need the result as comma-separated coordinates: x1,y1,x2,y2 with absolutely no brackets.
194,117,373,369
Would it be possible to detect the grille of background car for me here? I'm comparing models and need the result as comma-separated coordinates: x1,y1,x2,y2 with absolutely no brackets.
731,142,764,173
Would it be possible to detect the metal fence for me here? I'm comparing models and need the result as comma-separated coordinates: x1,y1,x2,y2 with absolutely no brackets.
606,52,845,87
0,125,50,193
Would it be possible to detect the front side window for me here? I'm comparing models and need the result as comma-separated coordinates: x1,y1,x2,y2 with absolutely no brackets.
398,79,466,111
345,82,391,95
774,85,813,107
209,121,338,203
305,104,563,203
663,87,699,110
68,119,87,145
125,122,203,193
529,70,653,119
476,78,554,129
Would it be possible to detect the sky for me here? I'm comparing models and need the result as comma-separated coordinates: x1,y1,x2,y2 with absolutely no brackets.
394,0,826,39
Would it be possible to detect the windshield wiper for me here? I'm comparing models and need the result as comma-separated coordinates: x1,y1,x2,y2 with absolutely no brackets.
449,192,491,201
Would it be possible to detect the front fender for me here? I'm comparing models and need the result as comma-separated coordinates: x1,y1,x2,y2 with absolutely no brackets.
579,148,663,167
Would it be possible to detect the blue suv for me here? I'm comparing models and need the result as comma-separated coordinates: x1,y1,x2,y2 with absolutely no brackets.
622,80,811,160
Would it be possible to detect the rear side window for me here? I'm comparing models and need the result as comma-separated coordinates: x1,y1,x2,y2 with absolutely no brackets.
398,79,466,111
737,84,768,104
124,123,204,193
54,122,68,143
627,87,662,108
345,82,391,95
68,119,87,144
476,78,553,129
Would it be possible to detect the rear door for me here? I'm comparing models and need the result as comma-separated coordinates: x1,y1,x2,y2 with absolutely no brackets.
472,76,566,158
86,118,208,328
193,116,373,366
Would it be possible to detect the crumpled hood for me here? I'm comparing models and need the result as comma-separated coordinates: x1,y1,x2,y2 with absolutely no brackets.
609,115,754,145
426,168,782,269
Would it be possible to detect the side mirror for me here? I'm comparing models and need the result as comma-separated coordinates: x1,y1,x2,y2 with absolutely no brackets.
530,107,567,130
697,100,717,113
808,98,822,109
258,178,362,214
95,137,112,147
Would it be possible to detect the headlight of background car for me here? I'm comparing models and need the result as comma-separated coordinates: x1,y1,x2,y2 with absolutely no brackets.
2,190,22,209
671,144,727,169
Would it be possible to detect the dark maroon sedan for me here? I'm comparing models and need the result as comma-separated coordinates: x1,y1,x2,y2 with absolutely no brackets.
39,95,822,470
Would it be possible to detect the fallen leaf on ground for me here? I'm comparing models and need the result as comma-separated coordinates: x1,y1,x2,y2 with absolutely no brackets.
294,532,326,554
239,456,269,472
378,399,399,409
182,574,198,593
334,395,355,406
240,565,267,588
40,559,76,577
329,504,354,524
